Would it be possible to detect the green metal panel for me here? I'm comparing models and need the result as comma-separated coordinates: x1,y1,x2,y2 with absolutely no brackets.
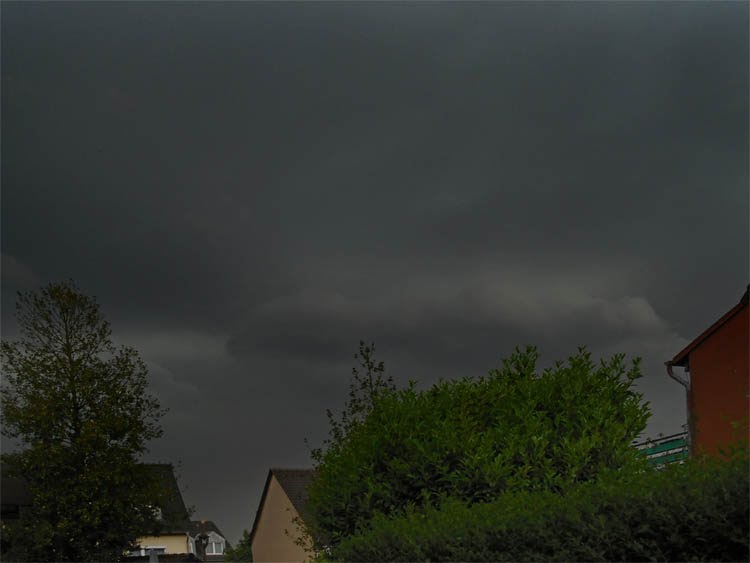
635,432,689,468
641,438,688,456
646,450,689,467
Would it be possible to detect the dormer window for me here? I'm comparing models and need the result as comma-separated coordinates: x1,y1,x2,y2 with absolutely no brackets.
206,540,224,554
189,520,227,557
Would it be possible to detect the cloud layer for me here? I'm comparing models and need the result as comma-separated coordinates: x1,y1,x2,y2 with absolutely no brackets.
2,0,746,545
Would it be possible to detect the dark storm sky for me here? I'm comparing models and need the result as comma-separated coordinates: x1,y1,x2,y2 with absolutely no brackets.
2,1,748,545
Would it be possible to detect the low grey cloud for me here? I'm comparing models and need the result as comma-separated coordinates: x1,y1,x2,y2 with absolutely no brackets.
227,264,682,384
147,360,200,397
121,329,229,368
1,253,40,292
2,0,746,546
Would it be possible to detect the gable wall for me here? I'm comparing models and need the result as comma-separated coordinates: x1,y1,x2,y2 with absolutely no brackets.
690,305,749,455
251,475,310,562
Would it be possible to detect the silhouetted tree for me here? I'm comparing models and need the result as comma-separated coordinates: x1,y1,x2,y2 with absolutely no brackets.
1,281,167,561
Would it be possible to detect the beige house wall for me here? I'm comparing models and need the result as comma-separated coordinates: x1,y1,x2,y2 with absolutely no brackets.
136,533,191,555
252,475,312,562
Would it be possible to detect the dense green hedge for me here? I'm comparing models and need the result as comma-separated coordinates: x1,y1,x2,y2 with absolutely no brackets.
329,454,749,562
306,347,650,548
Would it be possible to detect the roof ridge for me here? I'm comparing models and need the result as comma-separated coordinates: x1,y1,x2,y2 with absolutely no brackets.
669,284,750,366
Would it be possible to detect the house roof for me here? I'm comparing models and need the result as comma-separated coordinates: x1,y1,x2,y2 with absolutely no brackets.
273,469,316,517
146,464,191,533
189,519,226,539
248,468,315,545
668,285,749,368
189,520,227,563
1,462,191,533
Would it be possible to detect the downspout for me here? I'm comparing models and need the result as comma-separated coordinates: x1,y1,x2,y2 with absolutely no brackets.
665,361,692,455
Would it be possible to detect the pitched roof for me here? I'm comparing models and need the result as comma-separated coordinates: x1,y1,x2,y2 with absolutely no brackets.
145,464,191,533
189,519,226,539
248,468,315,544
272,469,316,517
1,463,191,533
668,285,749,368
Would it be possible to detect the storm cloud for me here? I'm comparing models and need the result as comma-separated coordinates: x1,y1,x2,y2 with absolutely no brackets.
2,1,747,545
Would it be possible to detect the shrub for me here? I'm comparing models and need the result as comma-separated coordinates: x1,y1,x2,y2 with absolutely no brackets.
306,346,651,549
331,452,750,562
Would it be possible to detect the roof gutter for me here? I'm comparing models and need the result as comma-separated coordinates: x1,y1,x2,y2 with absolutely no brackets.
665,361,689,390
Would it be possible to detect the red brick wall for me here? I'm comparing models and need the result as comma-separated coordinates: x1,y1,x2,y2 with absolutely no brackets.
689,305,749,456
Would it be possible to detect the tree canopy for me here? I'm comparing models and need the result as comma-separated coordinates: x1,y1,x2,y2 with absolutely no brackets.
1,281,167,561
224,529,253,562
305,345,651,550
310,340,395,465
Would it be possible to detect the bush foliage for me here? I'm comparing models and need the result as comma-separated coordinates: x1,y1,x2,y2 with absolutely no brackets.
225,529,253,562
306,346,651,549
330,453,750,562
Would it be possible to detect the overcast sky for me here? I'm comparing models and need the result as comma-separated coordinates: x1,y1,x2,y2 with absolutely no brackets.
2,1,748,546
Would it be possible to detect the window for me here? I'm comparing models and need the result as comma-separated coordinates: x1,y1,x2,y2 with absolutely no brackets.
206,541,224,555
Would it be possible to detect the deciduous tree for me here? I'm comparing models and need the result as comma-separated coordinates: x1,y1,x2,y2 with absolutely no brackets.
1,281,167,562
309,340,395,464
